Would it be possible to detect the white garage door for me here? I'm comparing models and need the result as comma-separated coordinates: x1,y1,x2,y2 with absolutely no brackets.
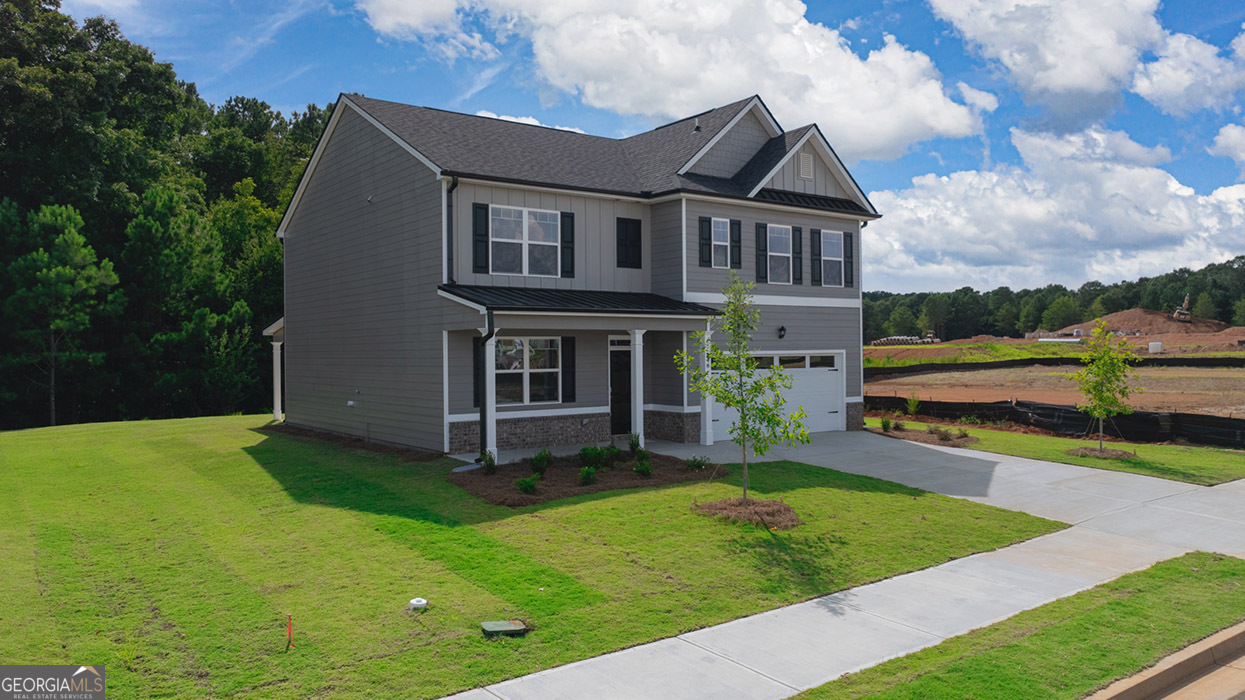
709,365,845,443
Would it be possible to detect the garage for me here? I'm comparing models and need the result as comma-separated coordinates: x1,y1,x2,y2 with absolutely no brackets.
708,352,846,444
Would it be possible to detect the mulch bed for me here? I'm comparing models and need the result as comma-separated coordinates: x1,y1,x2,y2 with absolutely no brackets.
1067,446,1138,460
865,410,1126,441
448,452,729,507
694,497,803,530
867,426,980,448
258,423,444,462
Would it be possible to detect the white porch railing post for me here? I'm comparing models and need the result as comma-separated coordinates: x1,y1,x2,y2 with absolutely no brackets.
483,335,498,461
699,325,714,445
271,341,283,422
630,329,646,447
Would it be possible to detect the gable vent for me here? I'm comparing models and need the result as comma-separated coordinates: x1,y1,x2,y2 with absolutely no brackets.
799,153,814,180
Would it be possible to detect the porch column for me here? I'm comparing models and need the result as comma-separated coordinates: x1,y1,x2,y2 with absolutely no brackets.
271,341,283,422
482,334,498,460
630,329,646,447
699,324,714,445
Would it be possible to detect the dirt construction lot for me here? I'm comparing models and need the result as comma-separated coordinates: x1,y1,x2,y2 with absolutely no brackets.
866,365,1245,417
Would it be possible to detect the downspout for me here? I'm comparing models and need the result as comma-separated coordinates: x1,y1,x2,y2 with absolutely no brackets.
477,309,495,461
446,176,459,284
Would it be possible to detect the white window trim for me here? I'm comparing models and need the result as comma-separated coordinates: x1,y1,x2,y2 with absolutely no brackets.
489,205,561,278
711,217,730,270
820,230,845,289
767,224,793,286
495,336,562,405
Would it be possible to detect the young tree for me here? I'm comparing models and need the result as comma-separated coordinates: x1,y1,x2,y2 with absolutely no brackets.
1191,292,1217,320
675,273,810,500
5,205,121,425
1068,320,1140,451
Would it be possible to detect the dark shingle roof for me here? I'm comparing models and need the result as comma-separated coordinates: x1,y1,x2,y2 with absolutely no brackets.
440,285,719,316
345,94,877,216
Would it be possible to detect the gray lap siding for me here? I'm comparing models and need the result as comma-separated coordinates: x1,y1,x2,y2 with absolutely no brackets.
282,105,444,450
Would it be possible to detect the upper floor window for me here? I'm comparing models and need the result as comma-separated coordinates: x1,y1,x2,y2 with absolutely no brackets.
490,206,559,277
495,337,561,404
768,225,792,284
821,231,844,287
711,218,729,269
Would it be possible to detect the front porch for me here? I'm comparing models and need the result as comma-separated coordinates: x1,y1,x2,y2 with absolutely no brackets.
439,284,719,459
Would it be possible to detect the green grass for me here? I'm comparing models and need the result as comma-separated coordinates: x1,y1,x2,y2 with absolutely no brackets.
868,418,1245,485
796,551,1245,699
0,415,1062,698
863,343,1245,368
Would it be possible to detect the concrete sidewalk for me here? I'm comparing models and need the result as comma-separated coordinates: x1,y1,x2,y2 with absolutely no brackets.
446,432,1245,700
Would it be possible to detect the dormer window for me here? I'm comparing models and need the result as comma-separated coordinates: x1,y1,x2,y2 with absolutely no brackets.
490,205,560,277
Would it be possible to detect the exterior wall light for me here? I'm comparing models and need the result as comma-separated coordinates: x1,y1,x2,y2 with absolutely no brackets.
778,326,787,339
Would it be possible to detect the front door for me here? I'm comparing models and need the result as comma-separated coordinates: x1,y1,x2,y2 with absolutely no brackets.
609,350,631,435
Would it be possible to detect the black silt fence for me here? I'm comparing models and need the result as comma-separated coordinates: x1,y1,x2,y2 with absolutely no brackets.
864,396,1245,449
864,355,1245,380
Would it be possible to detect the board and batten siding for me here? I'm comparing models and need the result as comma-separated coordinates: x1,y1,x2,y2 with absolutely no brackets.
282,105,445,450
683,198,862,300
644,331,687,407
450,182,651,292
763,142,849,198
649,200,683,299
687,110,773,179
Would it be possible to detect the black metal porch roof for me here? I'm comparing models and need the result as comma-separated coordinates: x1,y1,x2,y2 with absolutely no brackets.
439,284,720,316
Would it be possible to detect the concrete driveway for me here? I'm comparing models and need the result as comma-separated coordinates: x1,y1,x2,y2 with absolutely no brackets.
446,431,1245,700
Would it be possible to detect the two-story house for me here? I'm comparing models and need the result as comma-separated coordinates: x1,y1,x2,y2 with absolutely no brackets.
264,93,879,458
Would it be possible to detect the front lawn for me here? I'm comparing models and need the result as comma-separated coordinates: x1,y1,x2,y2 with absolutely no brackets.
797,551,1245,699
866,418,1245,485
0,415,1060,698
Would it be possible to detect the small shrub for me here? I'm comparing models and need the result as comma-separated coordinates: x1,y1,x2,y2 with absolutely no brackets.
893,410,904,418
628,432,641,453
634,460,652,477
905,394,921,416
960,415,982,425
880,417,893,432
530,448,552,475
926,425,953,442
515,474,540,494
892,420,906,431
480,450,497,475
578,466,597,485
634,447,651,464
685,455,711,470
956,428,970,439
578,446,605,468
602,444,623,467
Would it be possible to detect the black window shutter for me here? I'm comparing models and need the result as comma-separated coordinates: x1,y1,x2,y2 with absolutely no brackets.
698,217,712,267
616,218,641,269
844,231,854,288
792,226,803,285
561,336,576,402
811,228,822,286
472,203,489,273
472,336,483,408
755,223,768,283
729,219,742,269
560,212,575,278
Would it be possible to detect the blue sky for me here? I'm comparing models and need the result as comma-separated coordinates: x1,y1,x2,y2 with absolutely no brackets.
63,0,1245,292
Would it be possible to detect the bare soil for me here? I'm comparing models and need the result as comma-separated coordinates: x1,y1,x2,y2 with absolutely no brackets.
868,426,980,448
694,497,804,530
1057,307,1227,335
866,365,1245,417
1067,447,1137,460
449,452,728,507
260,423,444,461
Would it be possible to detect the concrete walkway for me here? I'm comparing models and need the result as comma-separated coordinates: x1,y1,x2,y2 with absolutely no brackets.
447,432,1245,700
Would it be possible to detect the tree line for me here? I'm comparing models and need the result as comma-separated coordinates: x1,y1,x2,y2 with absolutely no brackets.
1,1,330,428
864,255,1245,344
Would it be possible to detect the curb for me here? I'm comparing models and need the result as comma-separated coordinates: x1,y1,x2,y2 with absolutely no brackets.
1087,619,1245,699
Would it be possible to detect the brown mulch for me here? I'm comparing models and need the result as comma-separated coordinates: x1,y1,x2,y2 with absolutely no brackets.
867,426,979,448
258,423,444,462
1067,447,1137,460
694,497,803,530
448,452,728,507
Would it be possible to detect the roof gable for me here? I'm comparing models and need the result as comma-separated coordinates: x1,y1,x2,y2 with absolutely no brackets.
747,127,878,216
678,97,782,178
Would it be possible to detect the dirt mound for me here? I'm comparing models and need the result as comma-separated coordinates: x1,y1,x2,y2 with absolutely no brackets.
1060,308,1227,335
694,497,803,530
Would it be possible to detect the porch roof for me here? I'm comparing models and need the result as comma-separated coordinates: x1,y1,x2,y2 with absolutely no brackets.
438,284,719,316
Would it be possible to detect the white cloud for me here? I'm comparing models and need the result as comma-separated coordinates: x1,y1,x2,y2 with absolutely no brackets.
1131,29,1245,116
475,109,585,133
866,127,1245,292
1208,123,1245,177
353,0,982,161
957,82,999,112
928,0,1164,125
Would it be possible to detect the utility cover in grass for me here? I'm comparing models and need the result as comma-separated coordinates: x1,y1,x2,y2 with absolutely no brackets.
695,497,804,530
